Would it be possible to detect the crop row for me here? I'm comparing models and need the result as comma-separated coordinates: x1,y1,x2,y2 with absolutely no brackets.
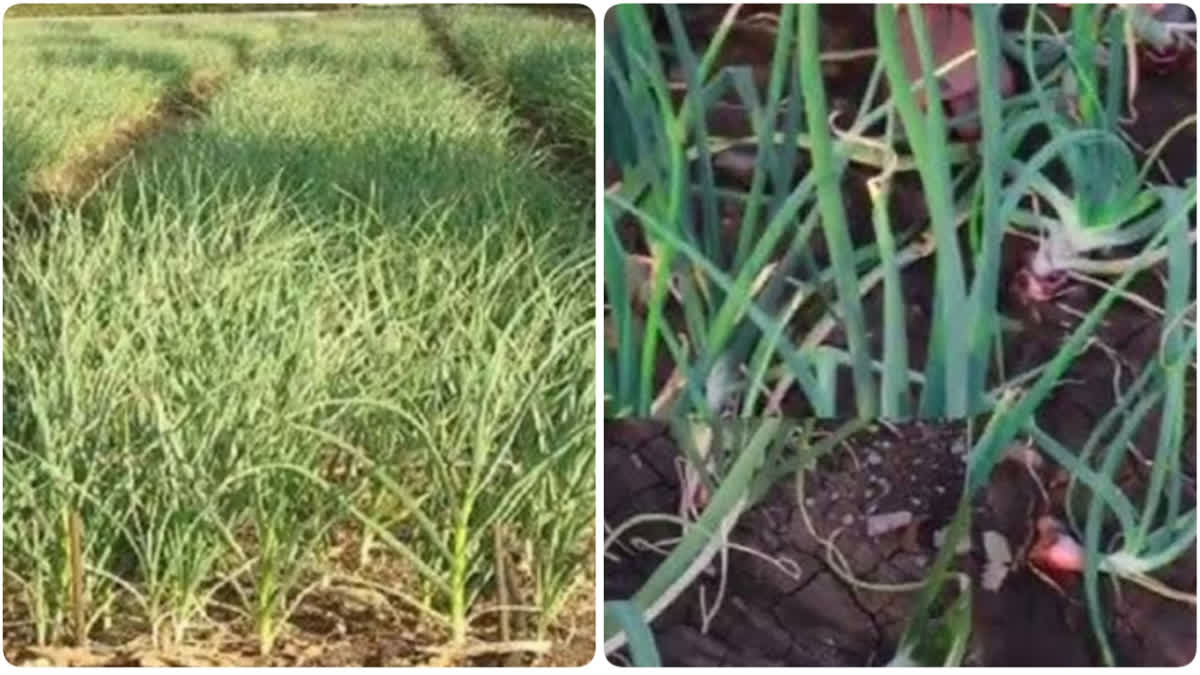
4,10,593,656
2,16,277,205
427,5,595,180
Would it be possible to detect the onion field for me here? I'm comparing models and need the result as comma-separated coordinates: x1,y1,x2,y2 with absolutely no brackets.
3,6,595,667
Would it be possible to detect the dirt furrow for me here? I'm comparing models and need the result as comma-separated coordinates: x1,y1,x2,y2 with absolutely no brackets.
32,70,225,208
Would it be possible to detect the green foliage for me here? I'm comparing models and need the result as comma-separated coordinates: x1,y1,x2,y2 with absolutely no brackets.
1,16,281,207
5,4,357,18
604,4,1194,666
427,5,595,185
4,9,592,653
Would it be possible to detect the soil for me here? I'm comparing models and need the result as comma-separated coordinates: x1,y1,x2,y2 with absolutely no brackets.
969,443,1196,667
604,418,969,666
3,525,596,667
605,419,1194,667
606,4,1196,667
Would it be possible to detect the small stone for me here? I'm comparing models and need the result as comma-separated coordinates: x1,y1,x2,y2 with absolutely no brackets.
981,530,1014,591
866,451,883,465
842,513,855,526
982,563,1009,591
866,510,913,536
982,530,1013,564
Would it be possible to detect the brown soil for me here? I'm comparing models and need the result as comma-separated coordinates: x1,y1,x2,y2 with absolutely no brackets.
605,419,1194,667
969,444,1196,666
3,526,595,667
604,418,968,666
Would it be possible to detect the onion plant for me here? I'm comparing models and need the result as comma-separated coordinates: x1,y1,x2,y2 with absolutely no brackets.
605,3,1194,666
1,16,264,208
425,4,595,177
603,417,865,658
4,8,593,660
1002,4,1197,280
605,4,1015,422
